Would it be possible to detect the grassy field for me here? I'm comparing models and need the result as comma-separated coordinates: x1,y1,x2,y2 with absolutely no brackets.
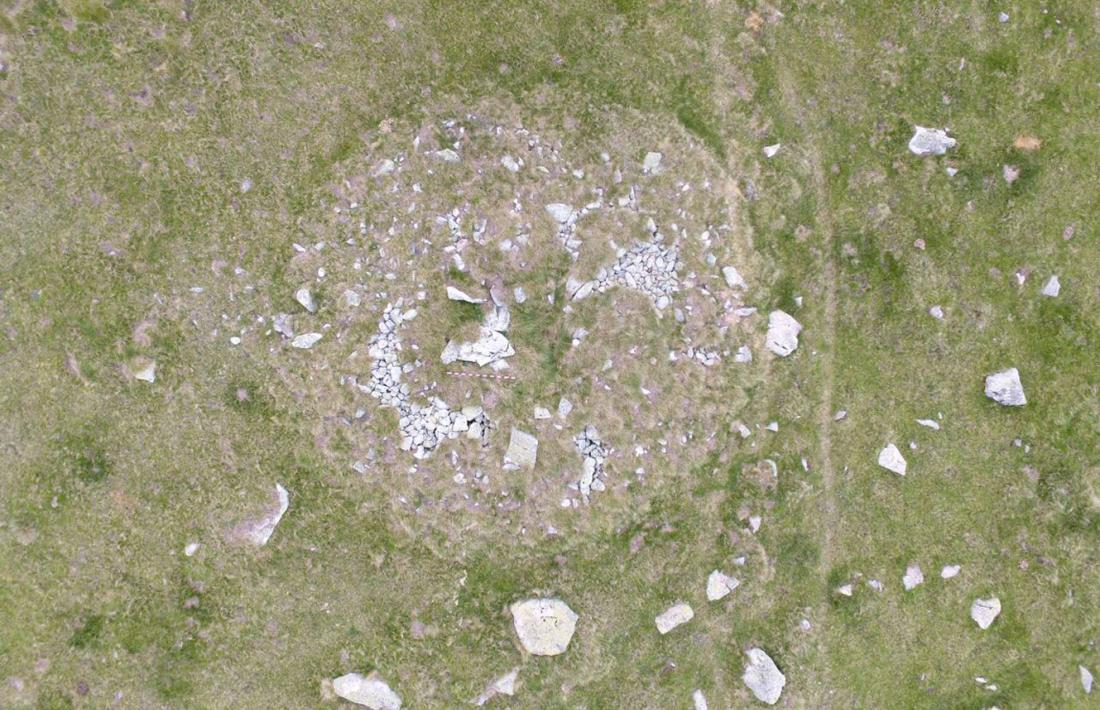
2,1,1099,708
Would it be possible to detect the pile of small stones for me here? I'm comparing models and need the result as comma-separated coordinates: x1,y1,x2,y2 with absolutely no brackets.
574,425,609,501
573,233,681,309
364,301,491,458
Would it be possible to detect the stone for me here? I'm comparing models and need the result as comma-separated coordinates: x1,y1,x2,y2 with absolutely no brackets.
742,648,786,705
970,597,1001,629
1080,665,1094,695
434,148,460,162
233,483,289,547
291,332,323,349
1041,275,1060,297
763,143,781,158
655,602,694,634
985,368,1026,406
941,564,961,579
295,287,317,313
929,304,944,320
706,570,740,601
908,126,957,156
642,151,663,174
500,155,521,172
557,398,573,418
916,419,940,430
692,689,708,710
345,290,362,307
722,265,748,290
902,564,924,590
332,672,401,710
504,428,538,469
272,313,294,338
545,203,574,223
510,598,578,656
473,668,519,706
446,285,485,304
441,328,515,366
534,407,552,420
184,542,200,557
878,444,907,476
765,310,802,357
133,359,156,383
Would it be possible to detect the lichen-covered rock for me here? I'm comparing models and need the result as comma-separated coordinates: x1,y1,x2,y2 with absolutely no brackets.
970,597,1001,629
908,126,956,156
985,368,1026,406
332,672,401,709
766,310,802,357
743,648,786,705
510,598,578,656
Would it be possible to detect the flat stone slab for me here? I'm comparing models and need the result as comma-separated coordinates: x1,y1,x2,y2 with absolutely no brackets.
743,647,786,705
510,598,578,656
230,483,289,546
878,443,907,476
766,310,802,357
908,126,957,156
504,428,538,469
655,602,694,634
985,367,1026,406
706,570,740,601
332,672,401,709
971,597,1002,629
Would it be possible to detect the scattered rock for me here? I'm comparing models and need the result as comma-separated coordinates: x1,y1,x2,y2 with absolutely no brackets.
500,155,521,173
133,359,156,383
985,368,1026,406
902,564,924,590
1002,164,1020,184
434,148,461,162
446,285,485,304
332,672,402,710
692,689,708,710
504,428,539,469
441,328,515,366
762,143,781,158
1041,275,1060,297
742,648,786,705
765,310,802,357
877,444,907,476
231,483,289,547
916,419,940,430
706,570,740,601
510,598,578,656
970,597,1001,629
929,304,944,320
184,542,200,557
545,203,574,224
291,332,323,349
722,265,748,290
941,564,961,579
655,602,694,634
908,126,957,156
295,287,317,313
642,151,663,174
473,668,519,706
1081,665,1094,695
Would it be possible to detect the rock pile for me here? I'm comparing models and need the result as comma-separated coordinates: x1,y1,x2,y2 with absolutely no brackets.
574,425,608,500
573,237,680,309
364,301,491,458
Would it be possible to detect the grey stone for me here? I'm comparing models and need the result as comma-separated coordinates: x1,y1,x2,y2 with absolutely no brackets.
985,368,1026,406
742,648,786,705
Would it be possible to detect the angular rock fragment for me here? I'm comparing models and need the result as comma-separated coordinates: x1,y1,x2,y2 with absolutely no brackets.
231,483,289,546
878,443,907,476
763,143,781,158
642,151,663,174
985,368,1026,406
510,598,578,656
765,310,802,357
441,328,514,366
332,672,402,710
446,285,485,304
916,418,940,430
722,265,748,290
291,332,323,349
941,564,961,579
707,570,740,601
545,203,575,224
504,428,538,469
692,689,708,710
133,359,156,383
1041,275,1061,297
295,287,317,313
908,126,957,156
1081,666,1094,695
970,597,1001,629
655,602,694,634
742,648,786,705
473,668,519,706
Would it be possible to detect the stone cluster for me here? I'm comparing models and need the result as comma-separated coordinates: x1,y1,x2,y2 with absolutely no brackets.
574,425,609,500
364,301,491,458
